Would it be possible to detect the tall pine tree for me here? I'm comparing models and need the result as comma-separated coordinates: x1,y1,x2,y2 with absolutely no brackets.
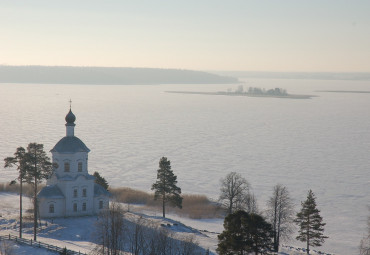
294,190,328,254
151,157,182,218
24,143,52,241
4,147,27,238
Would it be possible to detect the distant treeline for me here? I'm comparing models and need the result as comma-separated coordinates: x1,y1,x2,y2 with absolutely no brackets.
0,65,238,85
213,71,370,80
231,85,288,96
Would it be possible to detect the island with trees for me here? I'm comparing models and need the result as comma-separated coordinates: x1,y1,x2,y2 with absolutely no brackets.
167,85,316,99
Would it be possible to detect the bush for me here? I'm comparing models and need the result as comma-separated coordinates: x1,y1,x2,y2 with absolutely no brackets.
161,194,224,219
110,187,153,205
0,182,42,197
111,187,223,219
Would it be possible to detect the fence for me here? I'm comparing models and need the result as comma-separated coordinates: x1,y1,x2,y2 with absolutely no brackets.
0,234,87,255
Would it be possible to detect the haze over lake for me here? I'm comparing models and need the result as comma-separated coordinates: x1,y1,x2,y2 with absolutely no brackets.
1,78,369,254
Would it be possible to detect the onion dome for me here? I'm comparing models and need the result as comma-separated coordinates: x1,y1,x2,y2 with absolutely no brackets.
65,109,76,125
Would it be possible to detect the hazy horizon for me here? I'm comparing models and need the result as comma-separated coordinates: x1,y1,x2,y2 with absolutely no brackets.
1,1,370,72
2,65,370,84
3,64,370,74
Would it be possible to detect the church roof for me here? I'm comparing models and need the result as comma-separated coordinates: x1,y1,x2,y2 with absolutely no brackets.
94,183,112,197
38,185,65,199
55,173,95,181
51,136,90,154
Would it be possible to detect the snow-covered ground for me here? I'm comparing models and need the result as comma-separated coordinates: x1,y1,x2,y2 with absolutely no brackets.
0,192,340,255
0,239,58,255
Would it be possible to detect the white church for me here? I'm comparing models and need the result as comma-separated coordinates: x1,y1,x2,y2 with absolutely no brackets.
38,108,110,218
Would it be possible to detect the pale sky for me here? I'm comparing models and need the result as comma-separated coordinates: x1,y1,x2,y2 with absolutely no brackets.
1,0,369,72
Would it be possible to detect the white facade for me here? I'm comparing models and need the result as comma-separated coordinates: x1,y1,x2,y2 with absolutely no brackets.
38,109,110,218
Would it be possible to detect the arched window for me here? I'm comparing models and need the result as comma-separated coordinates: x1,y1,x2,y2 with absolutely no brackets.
82,202,86,211
82,188,87,197
64,162,70,172
78,162,83,172
73,203,77,212
99,200,103,209
73,188,78,198
49,204,55,213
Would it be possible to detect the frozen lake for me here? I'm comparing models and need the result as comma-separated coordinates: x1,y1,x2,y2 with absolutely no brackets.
0,78,369,254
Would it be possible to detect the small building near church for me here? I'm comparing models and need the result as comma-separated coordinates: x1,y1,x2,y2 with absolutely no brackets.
38,108,110,218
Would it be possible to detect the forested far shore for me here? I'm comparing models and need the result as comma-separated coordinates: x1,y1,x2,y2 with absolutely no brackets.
212,70,370,80
0,65,238,85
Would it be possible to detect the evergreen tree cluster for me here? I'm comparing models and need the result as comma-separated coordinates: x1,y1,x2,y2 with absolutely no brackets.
93,171,109,190
4,143,53,241
217,210,273,255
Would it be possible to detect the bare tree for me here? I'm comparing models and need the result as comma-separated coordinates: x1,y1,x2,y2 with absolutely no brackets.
245,192,259,214
127,216,172,255
127,216,152,255
0,241,15,255
360,209,370,255
266,184,294,252
126,216,201,255
154,228,173,255
179,235,199,255
218,172,250,214
152,228,200,255
95,202,125,255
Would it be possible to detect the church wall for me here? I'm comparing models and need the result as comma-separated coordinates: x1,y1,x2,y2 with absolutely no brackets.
39,198,65,218
64,177,95,217
93,195,109,214
52,152,88,178
46,174,58,186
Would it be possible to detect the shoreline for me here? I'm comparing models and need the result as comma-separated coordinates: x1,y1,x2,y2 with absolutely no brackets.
316,90,370,94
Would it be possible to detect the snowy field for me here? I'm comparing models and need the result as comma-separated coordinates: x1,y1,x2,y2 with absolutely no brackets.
0,79,369,254
0,192,342,255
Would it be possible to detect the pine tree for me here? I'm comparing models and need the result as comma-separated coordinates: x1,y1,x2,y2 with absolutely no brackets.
4,147,27,238
294,190,328,254
60,247,68,255
93,171,109,190
24,143,53,241
151,157,183,218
